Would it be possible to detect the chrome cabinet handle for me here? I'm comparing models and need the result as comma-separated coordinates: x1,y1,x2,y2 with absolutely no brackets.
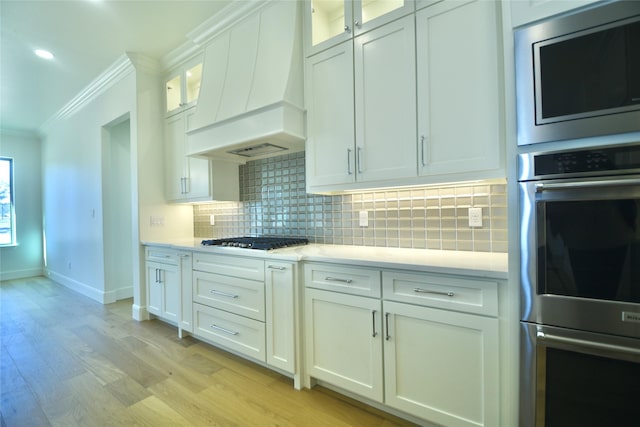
357,147,363,174
209,289,239,299
209,324,239,336
155,268,159,283
267,265,286,270
420,135,427,166
385,312,391,341
414,288,454,297
347,148,353,175
325,276,353,284
372,310,378,337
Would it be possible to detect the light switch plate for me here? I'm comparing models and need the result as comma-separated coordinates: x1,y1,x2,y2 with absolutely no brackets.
359,211,369,227
209,214,215,226
469,207,483,227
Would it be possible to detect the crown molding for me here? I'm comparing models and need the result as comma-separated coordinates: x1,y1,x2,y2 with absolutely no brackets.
40,54,135,134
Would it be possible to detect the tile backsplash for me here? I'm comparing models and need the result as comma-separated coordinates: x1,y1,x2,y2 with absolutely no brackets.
194,152,507,252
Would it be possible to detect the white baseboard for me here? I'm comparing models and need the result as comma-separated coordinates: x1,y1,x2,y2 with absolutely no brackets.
46,270,105,303
0,268,44,281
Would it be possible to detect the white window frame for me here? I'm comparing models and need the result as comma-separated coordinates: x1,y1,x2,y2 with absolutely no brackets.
0,157,16,246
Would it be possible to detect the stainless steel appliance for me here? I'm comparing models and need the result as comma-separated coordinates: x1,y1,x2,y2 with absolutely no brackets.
201,236,309,250
518,144,640,426
515,1,640,145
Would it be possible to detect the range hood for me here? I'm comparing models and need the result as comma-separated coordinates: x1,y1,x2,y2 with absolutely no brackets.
186,0,305,163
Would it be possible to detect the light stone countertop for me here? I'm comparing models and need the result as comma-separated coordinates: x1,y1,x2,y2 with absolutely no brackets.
142,239,508,280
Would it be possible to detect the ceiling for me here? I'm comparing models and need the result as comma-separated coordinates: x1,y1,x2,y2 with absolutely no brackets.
0,0,232,135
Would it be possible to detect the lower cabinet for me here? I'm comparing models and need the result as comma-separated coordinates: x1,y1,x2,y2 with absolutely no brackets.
305,288,384,401
383,300,499,427
304,262,500,427
147,260,180,324
145,247,192,335
191,252,299,382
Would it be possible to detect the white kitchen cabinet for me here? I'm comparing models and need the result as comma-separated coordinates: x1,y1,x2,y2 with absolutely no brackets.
510,0,601,28
303,0,415,56
305,41,355,188
305,15,416,191
416,0,503,180
304,287,384,401
145,248,180,326
145,247,193,337
165,56,203,116
191,252,300,384
383,300,499,427
304,262,501,425
164,107,239,203
265,261,297,375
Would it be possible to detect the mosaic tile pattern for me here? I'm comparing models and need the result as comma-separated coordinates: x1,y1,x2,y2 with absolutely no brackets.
194,152,507,252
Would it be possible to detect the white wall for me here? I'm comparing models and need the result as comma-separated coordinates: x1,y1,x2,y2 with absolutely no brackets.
0,131,43,280
41,55,194,315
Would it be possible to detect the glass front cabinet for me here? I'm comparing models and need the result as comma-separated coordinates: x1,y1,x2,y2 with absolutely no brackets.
304,0,415,56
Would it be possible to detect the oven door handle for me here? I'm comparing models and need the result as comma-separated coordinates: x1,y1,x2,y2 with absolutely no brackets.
536,178,640,192
537,331,640,357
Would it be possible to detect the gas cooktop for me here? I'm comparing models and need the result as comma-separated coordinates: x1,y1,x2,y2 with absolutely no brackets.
201,236,309,250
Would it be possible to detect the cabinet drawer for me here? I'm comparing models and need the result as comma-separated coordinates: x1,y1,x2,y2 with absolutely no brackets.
383,271,498,317
145,247,179,265
304,263,381,298
193,270,265,321
193,303,266,362
193,252,264,281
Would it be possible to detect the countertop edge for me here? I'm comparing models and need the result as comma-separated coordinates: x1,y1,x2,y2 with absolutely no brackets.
141,240,508,280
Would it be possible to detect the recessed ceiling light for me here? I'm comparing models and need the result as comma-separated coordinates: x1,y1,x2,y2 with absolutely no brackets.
34,49,54,60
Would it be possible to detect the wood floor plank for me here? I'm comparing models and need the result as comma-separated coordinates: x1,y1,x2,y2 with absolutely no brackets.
127,395,193,427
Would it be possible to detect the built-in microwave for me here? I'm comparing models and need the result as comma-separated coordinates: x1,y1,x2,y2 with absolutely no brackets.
515,0,640,146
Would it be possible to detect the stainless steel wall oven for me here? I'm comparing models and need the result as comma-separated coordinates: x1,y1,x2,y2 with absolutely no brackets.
518,144,640,427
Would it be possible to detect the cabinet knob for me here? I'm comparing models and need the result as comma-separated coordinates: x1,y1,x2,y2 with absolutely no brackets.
344,25,351,33
354,20,360,28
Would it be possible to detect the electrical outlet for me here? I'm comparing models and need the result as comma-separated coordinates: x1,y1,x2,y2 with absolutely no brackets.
359,210,369,227
469,207,483,227
209,214,215,226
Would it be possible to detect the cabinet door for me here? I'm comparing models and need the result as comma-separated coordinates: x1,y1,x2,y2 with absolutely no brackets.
265,262,295,373
183,109,212,200
164,113,188,201
354,0,415,37
305,41,356,189
305,288,383,401
146,261,179,323
354,15,417,183
416,0,502,178
304,0,353,56
383,300,499,427
164,109,212,202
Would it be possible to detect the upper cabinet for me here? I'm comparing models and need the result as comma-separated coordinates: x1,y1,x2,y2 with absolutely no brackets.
305,0,505,193
305,15,417,191
416,0,503,178
165,56,203,116
304,0,415,56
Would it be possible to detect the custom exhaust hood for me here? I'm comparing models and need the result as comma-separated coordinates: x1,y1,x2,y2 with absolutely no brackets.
186,0,305,163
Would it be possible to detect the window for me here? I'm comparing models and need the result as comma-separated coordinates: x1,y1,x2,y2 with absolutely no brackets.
0,157,15,245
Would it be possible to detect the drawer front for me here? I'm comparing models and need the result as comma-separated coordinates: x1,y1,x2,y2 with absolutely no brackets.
193,270,265,321
382,271,498,317
193,252,264,281
304,263,381,298
145,247,179,265
193,303,266,362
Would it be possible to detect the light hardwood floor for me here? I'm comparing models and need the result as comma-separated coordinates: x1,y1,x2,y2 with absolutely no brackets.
1,276,419,427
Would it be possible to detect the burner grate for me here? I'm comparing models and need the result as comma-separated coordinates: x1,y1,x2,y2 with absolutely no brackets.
201,236,309,250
